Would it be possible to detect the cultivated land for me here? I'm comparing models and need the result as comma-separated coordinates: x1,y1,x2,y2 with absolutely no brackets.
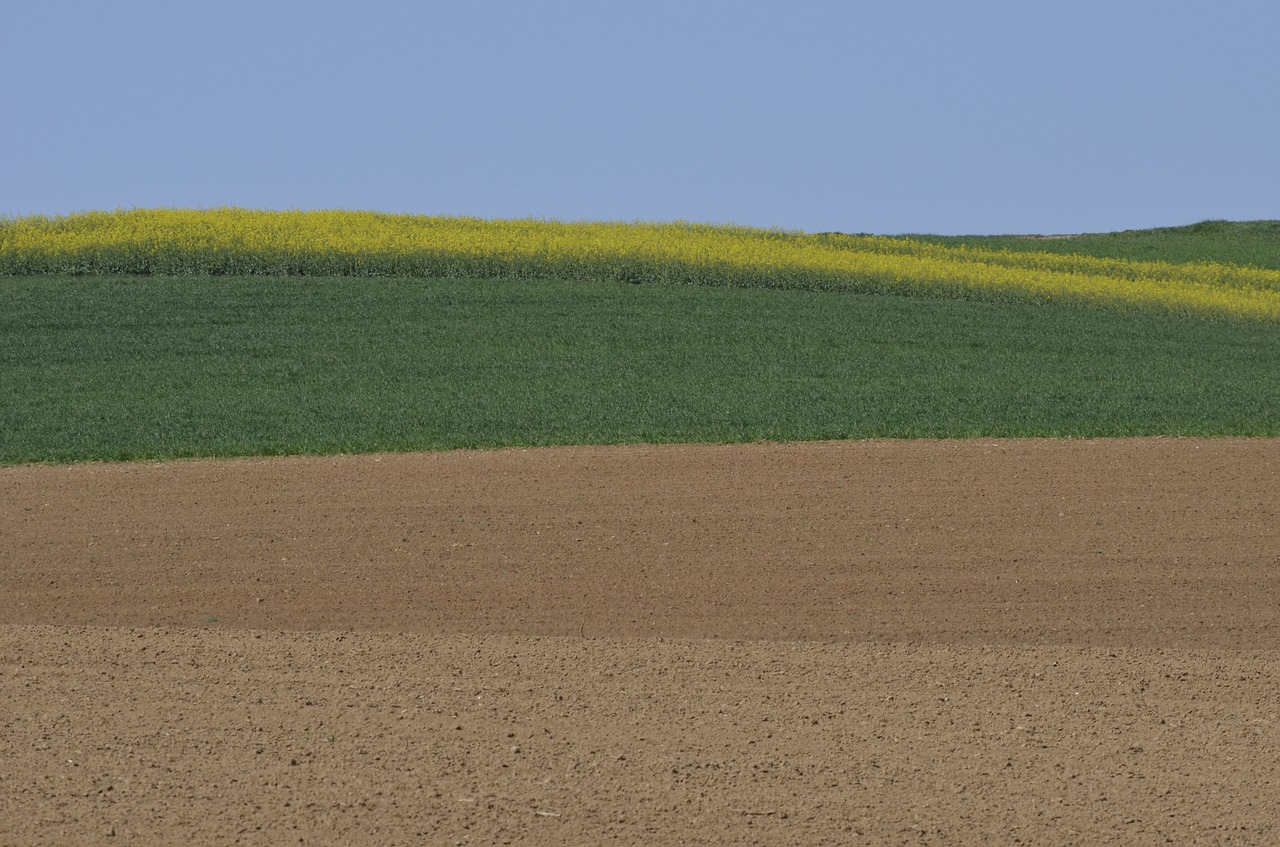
3,276,1279,465
3,439,1278,845
2,217,1278,844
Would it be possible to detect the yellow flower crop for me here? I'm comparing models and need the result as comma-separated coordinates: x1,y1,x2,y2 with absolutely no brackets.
3,208,1279,322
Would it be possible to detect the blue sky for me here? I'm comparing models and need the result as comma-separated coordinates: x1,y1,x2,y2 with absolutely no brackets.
3,0,1276,235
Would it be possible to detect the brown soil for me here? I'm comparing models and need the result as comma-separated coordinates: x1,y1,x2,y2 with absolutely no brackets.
3,438,1278,844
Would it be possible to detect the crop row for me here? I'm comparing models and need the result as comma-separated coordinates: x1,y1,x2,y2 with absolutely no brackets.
3,208,1279,321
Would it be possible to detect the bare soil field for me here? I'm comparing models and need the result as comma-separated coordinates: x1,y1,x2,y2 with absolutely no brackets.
2,438,1278,845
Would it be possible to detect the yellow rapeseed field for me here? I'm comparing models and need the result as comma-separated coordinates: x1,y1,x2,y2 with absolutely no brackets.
3,208,1279,321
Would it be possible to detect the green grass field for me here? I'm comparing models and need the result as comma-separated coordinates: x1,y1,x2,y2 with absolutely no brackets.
3,252,1277,464
919,219,1280,269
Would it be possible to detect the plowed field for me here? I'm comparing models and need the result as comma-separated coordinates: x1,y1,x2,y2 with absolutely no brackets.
3,439,1277,844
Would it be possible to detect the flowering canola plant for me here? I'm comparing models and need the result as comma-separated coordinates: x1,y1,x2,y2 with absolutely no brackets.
3,208,1279,322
